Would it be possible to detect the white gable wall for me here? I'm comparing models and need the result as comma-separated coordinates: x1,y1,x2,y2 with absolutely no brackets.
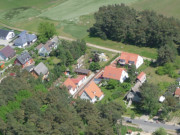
6,32,15,40
69,88,77,95
120,70,128,83
136,56,144,69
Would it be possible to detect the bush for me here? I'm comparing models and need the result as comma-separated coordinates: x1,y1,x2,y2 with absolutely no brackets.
89,62,100,71
111,91,122,100
156,66,166,75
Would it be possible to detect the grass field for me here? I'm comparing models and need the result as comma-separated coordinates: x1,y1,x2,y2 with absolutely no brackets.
131,0,180,19
40,0,138,21
84,36,158,59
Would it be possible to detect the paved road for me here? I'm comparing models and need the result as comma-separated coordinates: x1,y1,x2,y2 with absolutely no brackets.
59,36,155,61
123,117,180,133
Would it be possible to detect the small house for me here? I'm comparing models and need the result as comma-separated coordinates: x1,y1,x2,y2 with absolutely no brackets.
126,90,141,102
174,88,180,98
36,40,57,56
0,46,15,61
118,52,143,69
63,75,87,95
136,72,146,84
103,66,128,83
80,81,104,103
99,53,108,62
75,68,91,76
0,29,15,40
14,51,34,68
31,62,49,80
159,96,165,103
77,55,84,68
14,31,37,48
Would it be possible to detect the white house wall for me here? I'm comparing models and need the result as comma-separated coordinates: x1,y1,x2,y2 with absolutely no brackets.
136,56,144,69
120,70,128,83
6,32,15,40
69,88,77,95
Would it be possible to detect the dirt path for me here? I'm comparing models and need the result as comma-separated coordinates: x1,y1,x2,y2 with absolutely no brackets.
58,36,155,61
0,21,155,61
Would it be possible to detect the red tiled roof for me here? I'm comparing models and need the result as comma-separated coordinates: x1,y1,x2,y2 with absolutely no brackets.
71,75,86,84
63,78,76,90
175,88,180,96
103,66,124,80
137,72,146,81
119,52,139,64
84,81,104,99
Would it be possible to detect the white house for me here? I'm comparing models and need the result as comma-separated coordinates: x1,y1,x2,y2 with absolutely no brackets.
102,66,128,83
80,81,104,103
63,75,87,96
118,52,144,69
137,72,146,84
0,29,15,40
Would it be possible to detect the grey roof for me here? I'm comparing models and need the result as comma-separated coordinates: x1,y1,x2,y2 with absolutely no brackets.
16,52,32,65
51,36,59,44
75,68,90,74
14,31,37,46
34,62,48,76
177,78,180,81
24,65,34,72
0,45,15,58
0,29,10,38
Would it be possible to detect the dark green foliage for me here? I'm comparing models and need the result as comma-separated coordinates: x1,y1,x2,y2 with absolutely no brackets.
89,4,180,48
157,42,177,65
156,63,178,78
38,22,57,43
140,83,160,115
51,40,86,66
0,68,124,134
89,62,100,71
92,53,100,62
127,64,137,84
106,79,119,89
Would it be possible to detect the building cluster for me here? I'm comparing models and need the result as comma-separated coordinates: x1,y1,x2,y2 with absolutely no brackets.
0,28,179,105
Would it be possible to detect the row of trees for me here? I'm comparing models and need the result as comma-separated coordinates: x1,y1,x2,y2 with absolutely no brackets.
89,4,180,48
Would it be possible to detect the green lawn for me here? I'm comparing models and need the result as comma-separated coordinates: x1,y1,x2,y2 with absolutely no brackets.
131,0,180,20
84,36,158,59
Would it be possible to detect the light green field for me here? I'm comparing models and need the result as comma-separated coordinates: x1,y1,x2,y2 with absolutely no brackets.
40,0,138,21
131,0,180,19
0,0,66,11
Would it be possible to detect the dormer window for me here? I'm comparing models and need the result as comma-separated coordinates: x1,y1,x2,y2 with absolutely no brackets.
128,61,134,65
119,59,125,62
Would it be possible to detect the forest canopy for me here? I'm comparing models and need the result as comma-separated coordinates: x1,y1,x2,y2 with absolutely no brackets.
89,4,180,48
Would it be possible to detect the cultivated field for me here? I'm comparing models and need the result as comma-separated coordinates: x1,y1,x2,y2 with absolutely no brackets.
40,0,138,21
131,0,180,19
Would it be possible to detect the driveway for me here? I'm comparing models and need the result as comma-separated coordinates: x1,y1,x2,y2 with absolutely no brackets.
123,117,180,133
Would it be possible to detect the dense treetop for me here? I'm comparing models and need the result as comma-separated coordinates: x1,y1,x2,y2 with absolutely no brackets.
89,4,180,48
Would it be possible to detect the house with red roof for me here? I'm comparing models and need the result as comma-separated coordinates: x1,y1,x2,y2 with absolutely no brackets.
118,52,143,69
175,88,180,98
103,66,128,83
80,81,104,103
63,75,86,95
0,46,15,61
136,72,146,83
